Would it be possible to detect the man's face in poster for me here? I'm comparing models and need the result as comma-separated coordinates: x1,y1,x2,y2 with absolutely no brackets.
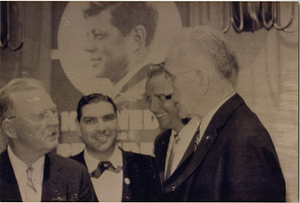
84,8,131,84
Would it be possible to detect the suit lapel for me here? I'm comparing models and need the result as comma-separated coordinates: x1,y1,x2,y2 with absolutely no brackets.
121,149,132,201
0,149,22,201
42,153,66,201
163,94,244,192
156,130,172,185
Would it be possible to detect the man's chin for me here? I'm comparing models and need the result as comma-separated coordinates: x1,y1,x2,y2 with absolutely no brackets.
179,110,189,119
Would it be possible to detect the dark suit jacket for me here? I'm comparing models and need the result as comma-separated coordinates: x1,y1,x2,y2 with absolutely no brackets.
70,148,160,201
156,93,286,202
0,150,94,202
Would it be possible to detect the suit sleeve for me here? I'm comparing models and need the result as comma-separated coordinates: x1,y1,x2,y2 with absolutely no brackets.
219,121,286,201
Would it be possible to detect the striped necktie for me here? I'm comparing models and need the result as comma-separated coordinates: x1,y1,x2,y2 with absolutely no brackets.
26,167,37,193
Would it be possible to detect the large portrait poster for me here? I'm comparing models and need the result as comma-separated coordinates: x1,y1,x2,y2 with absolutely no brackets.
51,2,183,157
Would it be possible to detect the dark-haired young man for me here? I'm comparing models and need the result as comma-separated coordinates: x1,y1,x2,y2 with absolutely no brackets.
82,2,158,97
70,93,159,201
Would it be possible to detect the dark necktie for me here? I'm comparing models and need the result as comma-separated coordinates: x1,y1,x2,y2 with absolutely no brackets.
90,161,122,178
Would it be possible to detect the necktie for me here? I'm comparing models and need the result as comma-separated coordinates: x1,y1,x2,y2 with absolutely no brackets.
165,134,178,180
91,161,122,178
194,121,202,152
26,167,37,193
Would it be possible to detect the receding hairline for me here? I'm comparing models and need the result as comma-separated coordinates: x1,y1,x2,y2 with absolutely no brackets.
0,78,47,119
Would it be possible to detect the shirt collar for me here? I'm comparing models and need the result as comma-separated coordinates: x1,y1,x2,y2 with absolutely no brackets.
200,92,236,135
177,118,200,139
7,145,45,179
84,145,123,173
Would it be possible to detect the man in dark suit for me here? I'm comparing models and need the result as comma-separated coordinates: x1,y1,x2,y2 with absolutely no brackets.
161,26,286,201
145,63,192,186
70,93,159,201
0,78,94,202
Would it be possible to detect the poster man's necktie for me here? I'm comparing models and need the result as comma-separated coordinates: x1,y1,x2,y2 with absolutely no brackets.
26,167,37,193
194,121,202,152
91,161,122,178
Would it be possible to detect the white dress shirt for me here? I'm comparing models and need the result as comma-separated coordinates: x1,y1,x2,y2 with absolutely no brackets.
84,146,123,202
164,118,200,179
7,146,44,202
164,93,236,180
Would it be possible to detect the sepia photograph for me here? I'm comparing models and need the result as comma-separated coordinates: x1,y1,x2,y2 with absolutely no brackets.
0,1,298,202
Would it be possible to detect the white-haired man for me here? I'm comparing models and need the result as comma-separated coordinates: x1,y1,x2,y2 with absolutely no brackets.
161,26,285,201
0,78,94,202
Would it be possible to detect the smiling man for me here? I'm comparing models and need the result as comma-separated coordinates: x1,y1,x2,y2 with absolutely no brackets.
70,93,159,201
0,78,94,202
83,2,157,95
145,63,201,186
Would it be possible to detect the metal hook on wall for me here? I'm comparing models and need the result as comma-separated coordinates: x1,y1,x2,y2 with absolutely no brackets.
0,1,24,51
205,2,231,33
273,2,294,30
261,2,296,32
262,2,273,30
222,2,231,33
0,1,8,48
231,2,244,32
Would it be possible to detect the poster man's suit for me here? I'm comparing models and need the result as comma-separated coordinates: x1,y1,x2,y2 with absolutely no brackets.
156,94,285,202
70,148,160,201
0,150,94,202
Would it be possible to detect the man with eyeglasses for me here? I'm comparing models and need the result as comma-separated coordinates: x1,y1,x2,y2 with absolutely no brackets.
160,26,285,201
0,78,94,202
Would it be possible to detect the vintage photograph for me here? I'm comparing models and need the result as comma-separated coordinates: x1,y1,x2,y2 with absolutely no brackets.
0,1,298,202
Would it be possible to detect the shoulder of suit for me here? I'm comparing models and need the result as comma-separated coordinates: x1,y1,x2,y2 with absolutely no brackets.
69,151,84,160
48,152,87,171
122,150,154,166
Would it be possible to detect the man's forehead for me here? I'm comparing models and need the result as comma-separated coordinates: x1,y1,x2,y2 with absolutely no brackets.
165,41,194,74
10,90,56,113
11,89,51,103
146,74,168,94
82,102,115,116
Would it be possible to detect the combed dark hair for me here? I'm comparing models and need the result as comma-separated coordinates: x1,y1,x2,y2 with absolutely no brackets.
83,2,158,47
0,78,45,121
77,93,117,122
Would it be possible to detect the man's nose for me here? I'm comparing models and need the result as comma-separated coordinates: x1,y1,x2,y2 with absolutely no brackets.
84,33,97,53
95,120,106,132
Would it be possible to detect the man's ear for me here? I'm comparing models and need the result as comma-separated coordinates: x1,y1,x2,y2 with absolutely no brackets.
128,25,147,53
196,69,209,96
1,119,17,139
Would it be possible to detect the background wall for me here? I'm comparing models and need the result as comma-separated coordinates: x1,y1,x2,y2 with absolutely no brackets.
0,2,298,202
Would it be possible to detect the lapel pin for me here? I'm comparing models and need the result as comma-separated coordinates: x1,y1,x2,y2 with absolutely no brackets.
124,177,131,185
